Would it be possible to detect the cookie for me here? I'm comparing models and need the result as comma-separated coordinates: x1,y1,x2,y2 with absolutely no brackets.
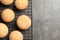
1,9,15,23
15,0,28,10
0,23,8,38
1,0,14,5
9,30,23,40
17,15,31,30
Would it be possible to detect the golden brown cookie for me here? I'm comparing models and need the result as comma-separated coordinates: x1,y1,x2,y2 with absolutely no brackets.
1,9,15,23
9,30,23,40
0,23,8,38
17,15,31,30
1,0,14,5
15,0,28,10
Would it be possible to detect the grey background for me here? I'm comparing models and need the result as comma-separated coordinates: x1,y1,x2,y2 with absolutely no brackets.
33,0,60,40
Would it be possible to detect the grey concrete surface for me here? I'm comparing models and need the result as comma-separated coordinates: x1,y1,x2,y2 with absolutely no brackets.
33,0,60,40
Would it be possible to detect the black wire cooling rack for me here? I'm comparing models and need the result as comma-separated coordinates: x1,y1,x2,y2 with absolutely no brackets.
0,0,32,40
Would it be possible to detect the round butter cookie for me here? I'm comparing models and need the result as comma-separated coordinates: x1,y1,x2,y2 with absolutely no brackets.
15,0,28,10
17,15,31,30
1,0,14,5
1,9,15,23
9,30,23,40
0,23,8,38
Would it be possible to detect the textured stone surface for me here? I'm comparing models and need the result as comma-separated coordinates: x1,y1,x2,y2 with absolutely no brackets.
33,0,60,40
